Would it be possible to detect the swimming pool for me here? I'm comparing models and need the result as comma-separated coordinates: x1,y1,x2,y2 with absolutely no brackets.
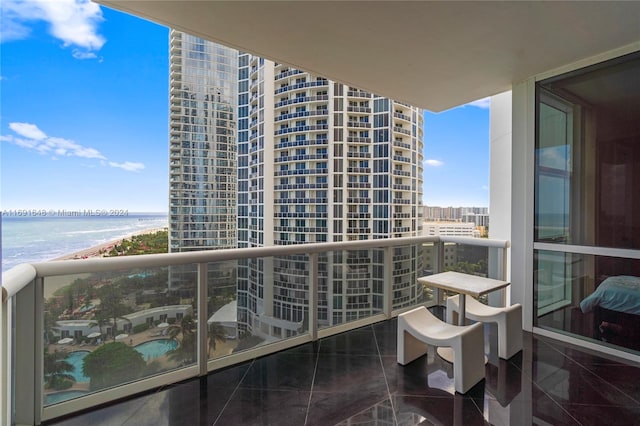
45,390,89,405
65,350,90,383
135,339,177,360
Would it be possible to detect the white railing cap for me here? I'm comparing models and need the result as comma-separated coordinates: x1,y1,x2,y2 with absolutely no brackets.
2,235,510,297
2,263,37,302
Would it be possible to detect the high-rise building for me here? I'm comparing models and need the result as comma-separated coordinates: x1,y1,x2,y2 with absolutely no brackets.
236,55,425,339
168,30,238,253
168,31,239,292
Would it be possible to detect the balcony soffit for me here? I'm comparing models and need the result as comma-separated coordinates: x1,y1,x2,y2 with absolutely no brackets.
95,1,640,112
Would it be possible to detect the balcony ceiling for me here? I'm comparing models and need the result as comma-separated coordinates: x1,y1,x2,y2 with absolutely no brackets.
96,1,640,111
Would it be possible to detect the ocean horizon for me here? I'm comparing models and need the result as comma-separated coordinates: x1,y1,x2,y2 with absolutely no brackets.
1,213,168,272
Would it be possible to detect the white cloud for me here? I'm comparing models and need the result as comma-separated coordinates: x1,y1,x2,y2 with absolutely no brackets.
1,0,105,59
481,185,488,191
424,159,444,167
466,97,491,109
109,161,145,172
9,122,47,140
3,121,108,160
3,122,144,172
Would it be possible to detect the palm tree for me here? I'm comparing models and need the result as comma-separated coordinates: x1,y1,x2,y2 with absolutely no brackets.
44,349,75,390
167,315,197,364
207,322,227,356
96,286,132,340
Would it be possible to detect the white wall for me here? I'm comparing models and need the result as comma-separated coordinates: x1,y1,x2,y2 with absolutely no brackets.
489,91,514,307
510,80,536,331
489,91,512,249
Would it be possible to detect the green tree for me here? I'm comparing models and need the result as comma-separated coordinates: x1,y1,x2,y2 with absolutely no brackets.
44,349,75,390
95,286,132,340
207,322,228,356
82,342,145,390
167,315,197,364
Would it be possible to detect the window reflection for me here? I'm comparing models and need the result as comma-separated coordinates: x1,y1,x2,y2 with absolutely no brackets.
535,52,640,249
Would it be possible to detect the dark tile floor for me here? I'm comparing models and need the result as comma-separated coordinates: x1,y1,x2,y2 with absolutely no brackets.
47,312,640,426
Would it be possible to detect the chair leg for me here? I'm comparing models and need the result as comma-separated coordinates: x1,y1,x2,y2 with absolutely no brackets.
452,324,485,393
498,305,523,359
397,329,429,365
446,295,459,324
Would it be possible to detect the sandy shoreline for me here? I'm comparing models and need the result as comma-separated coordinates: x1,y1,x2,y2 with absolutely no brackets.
50,227,168,262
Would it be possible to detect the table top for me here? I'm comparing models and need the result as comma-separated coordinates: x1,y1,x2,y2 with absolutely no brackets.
418,271,510,298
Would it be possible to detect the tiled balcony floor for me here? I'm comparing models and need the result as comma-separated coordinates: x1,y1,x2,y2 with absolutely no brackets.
47,311,640,426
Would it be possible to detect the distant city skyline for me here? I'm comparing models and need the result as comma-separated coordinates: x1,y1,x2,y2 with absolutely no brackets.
0,0,489,213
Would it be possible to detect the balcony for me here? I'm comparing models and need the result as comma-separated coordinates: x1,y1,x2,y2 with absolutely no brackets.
393,126,411,136
2,236,515,424
346,105,371,114
51,320,633,425
346,121,372,129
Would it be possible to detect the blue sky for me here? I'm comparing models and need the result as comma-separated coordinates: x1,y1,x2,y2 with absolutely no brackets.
1,0,489,213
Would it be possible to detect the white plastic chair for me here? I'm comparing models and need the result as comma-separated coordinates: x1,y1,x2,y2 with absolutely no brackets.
397,306,485,394
446,295,523,360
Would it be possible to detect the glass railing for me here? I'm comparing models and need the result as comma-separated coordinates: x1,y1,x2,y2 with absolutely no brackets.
1,235,508,424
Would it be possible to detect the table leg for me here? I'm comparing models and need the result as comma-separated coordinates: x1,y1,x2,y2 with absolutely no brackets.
458,294,466,326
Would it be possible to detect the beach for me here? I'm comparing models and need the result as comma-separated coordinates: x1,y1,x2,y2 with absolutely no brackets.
43,227,167,299
51,227,168,261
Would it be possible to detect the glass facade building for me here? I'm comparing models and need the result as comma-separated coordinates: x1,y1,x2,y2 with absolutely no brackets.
169,30,238,252
236,55,425,339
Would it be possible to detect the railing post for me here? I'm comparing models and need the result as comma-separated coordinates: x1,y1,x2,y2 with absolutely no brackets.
488,247,507,307
309,253,318,341
383,247,393,318
14,279,39,425
197,263,208,376
0,290,10,425
434,239,445,305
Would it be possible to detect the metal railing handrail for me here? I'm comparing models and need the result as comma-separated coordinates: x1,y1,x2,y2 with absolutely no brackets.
1,263,37,302
441,236,510,248
1,235,510,293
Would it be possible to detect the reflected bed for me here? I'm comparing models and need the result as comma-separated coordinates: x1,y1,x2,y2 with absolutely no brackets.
580,275,640,315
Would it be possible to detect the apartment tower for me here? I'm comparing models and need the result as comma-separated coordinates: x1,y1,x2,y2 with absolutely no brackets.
236,55,425,339
168,31,238,290
169,30,238,252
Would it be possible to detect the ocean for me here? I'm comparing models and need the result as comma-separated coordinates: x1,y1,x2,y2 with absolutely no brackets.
1,213,168,273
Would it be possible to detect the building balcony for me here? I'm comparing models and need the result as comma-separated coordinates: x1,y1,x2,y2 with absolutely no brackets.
393,126,411,136
346,136,371,143
346,182,371,189
393,140,412,150
346,121,372,129
274,69,303,81
274,80,329,94
393,184,412,191
346,105,371,114
346,167,371,174
274,95,329,108
346,152,371,159
274,110,328,123
393,111,412,122
346,197,371,204
274,138,328,149
346,90,371,98
274,124,329,135
10,234,632,424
